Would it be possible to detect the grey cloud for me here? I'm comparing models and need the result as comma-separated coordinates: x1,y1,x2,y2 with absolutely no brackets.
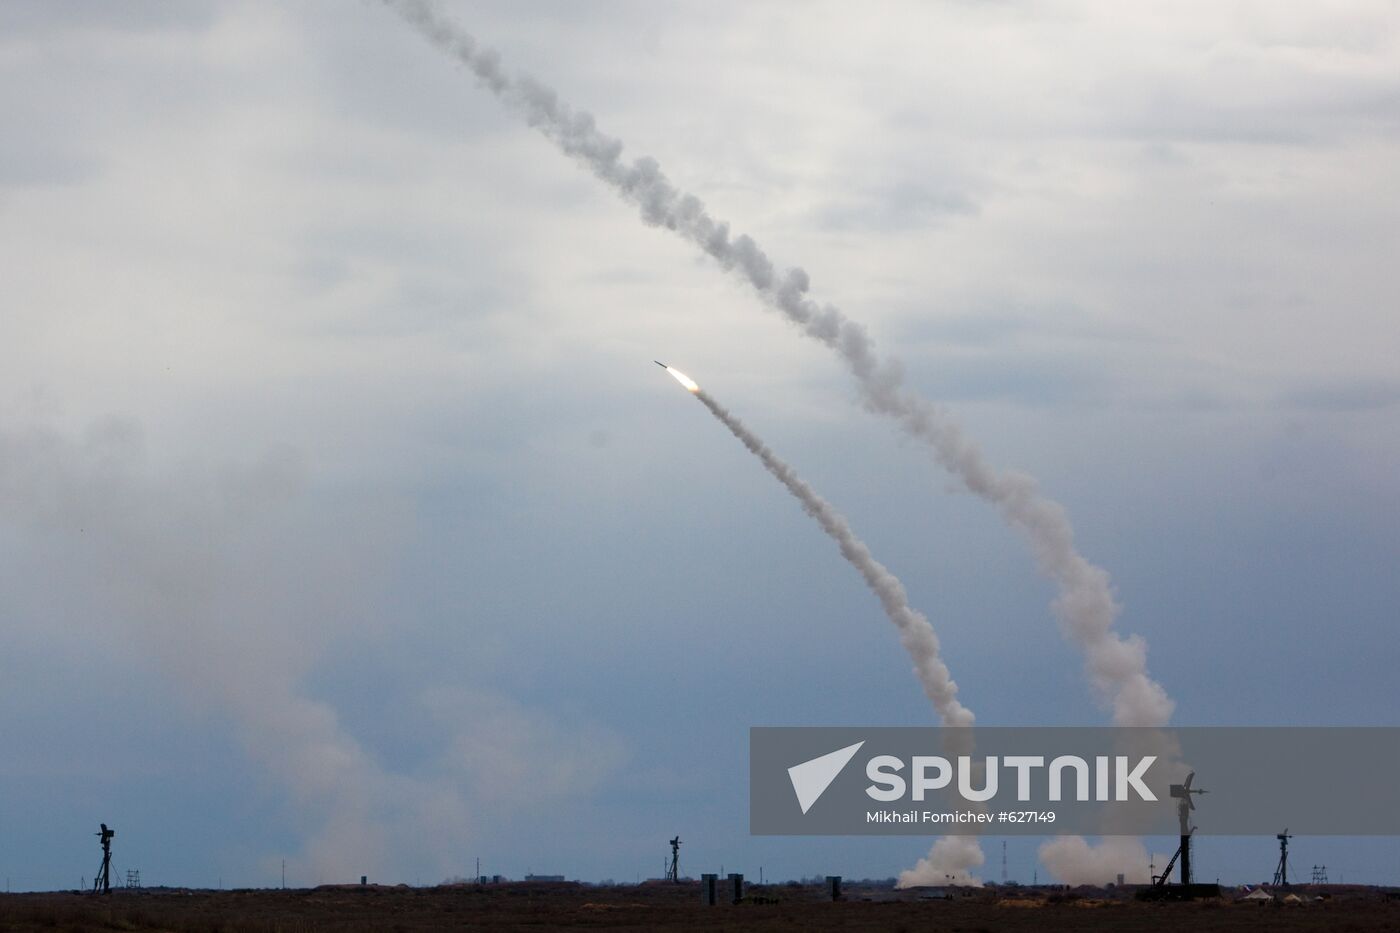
815,181,979,232
0,1,216,38
1283,379,1400,411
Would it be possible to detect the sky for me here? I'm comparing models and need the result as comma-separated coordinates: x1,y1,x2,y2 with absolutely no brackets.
1,0,1398,891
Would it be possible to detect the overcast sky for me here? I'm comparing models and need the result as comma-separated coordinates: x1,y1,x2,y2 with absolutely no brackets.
2,0,1398,890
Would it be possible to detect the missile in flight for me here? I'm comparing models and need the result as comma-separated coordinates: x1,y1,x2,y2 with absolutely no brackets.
655,361,700,393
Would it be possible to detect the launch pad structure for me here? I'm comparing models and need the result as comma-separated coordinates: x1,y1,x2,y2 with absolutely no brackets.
1140,774,1221,901
1274,829,1294,886
92,824,114,895
666,836,681,883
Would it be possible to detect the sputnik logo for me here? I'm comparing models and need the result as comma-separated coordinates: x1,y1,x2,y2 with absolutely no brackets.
788,741,865,814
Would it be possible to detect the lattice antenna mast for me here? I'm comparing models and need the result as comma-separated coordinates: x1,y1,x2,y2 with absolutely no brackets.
666,836,681,883
92,824,115,895
1273,829,1293,887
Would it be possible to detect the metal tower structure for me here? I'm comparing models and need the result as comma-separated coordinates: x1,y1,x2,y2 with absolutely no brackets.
1173,772,1206,885
1311,864,1327,884
1273,829,1293,886
92,824,115,895
666,836,681,883
1154,772,1207,887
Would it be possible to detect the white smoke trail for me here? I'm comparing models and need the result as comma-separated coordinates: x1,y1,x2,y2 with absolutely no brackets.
686,383,985,885
382,0,1173,732
691,386,974,729
387,0,1174,886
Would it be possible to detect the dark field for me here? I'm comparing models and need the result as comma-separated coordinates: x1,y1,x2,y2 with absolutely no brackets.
4,883,1399,933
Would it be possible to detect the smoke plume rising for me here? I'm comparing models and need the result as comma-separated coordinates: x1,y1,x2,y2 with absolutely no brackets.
0,420,634,885
692,386,974,729
1038,836,1173,886
900,836,986,889
687,383,983,885
383,0,1173,731
387,0,1176,885
0,421,473,882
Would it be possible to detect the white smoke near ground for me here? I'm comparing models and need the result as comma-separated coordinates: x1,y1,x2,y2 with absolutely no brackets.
384,0,1175,885
688,385,983,885
900,836,986,888
1038,836,1173,886
0,420,504,883
1,421,635,886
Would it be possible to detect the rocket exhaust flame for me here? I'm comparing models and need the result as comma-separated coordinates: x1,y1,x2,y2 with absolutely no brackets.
664,366,700,393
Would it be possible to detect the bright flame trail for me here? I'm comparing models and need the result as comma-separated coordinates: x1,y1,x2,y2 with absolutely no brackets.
659,363,699,394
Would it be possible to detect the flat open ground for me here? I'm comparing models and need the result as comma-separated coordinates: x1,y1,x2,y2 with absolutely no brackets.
3,883,1398,932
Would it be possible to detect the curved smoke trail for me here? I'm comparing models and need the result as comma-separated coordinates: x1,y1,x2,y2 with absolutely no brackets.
682,377,986,884
385,0,1174,884
686,380,975,729
382,0,1172,732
